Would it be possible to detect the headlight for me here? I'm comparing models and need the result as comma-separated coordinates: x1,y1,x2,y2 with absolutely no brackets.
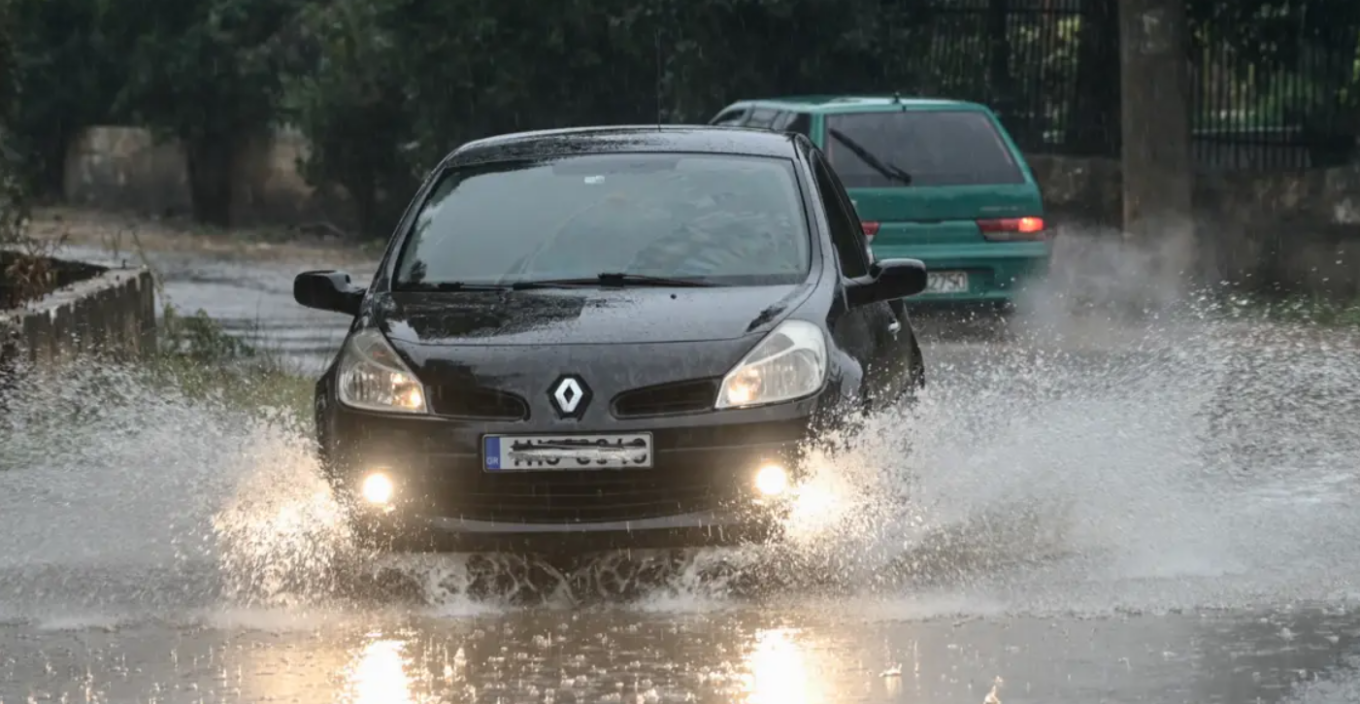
337,329,428,413
716,320,827,409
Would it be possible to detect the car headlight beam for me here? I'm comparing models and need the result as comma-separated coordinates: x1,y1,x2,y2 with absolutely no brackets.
716,320,827,409
337,329,428,413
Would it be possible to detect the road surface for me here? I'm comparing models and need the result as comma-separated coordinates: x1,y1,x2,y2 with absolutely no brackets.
1,242,1357,703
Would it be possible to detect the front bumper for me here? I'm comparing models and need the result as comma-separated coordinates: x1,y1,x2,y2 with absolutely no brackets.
322,398,816,552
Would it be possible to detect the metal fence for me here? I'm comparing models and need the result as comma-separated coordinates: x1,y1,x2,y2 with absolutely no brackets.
895,0,1360,170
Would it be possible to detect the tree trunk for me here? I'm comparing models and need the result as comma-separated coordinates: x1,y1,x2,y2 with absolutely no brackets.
346,168,377,240
184,135,234,227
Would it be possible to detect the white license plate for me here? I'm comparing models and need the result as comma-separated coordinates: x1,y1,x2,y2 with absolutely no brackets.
925,271,969,293
483,433,653,471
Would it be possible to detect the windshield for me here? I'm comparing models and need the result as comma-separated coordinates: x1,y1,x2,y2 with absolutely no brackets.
393,153,812,288
824,110,1025,188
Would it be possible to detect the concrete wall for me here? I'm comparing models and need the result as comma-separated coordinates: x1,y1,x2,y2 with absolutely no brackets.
0,255,157,369
1030,155,1360,296
58,125,1360,295
62,127,340,227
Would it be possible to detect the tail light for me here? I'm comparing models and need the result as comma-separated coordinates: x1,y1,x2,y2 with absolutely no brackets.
861,221,880,242
977,216,1046,241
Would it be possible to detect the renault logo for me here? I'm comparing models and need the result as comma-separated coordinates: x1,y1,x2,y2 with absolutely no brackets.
548,374,592,419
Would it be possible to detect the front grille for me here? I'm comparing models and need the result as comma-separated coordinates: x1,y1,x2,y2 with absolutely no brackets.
420,466,746,524
428,386,529,420
612,379,719,418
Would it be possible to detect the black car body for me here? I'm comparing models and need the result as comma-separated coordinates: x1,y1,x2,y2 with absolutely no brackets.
293,125,928,553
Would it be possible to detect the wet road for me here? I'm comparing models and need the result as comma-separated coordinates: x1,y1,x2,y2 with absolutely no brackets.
2,242,1360,703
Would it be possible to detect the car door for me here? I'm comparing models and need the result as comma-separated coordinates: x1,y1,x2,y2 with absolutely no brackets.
809,149,909,409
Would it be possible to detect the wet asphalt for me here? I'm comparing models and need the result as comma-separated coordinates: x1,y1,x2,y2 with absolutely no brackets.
1,241,1358,703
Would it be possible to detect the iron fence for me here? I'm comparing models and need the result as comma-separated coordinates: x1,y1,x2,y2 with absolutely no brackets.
892,0,1360,170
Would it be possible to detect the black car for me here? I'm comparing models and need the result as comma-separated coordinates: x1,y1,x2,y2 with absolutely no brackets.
293,125,928,554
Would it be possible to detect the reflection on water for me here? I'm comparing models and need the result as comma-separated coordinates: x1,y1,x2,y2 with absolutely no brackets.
346,638,415,704
745,628,819,704
1,606,1360,702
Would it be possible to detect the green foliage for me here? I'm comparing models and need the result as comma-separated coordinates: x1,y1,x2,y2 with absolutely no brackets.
7,0,128,198
5,0,1360,234
153,302,313,421
116,0,303,226
159,302,257,363
282,0,417,237
0,0,25,248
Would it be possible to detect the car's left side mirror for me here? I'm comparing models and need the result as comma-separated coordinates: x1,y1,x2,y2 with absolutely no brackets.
845,258,927,307
294,270,366,316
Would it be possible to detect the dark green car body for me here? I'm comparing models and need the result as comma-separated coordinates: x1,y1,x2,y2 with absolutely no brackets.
709,96,1050,306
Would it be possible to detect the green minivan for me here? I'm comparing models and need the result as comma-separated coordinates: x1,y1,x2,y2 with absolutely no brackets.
708,95,1050,306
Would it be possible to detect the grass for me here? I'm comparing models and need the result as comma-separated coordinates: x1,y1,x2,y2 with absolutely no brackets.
150,302,317,423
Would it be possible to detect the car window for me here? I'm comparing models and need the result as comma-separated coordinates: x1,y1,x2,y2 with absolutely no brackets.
710,106,748,126
394,153,813,288
824,110,1025,187
782,112,812,137
811,152,870,278
746,108,778,129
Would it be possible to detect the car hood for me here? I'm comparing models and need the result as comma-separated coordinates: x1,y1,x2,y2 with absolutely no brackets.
373,285,810,347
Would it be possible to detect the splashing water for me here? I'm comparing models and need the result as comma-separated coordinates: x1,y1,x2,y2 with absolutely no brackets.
2,233,1360,622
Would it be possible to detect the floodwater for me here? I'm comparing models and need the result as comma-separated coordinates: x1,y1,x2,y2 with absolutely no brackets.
2,239,1360,703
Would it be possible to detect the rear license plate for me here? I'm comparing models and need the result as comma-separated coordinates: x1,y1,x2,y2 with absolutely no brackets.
483,433,654,471
925,271,969,293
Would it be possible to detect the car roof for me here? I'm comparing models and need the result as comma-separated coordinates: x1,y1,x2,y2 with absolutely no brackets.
725,95,988,114
442,125,804,167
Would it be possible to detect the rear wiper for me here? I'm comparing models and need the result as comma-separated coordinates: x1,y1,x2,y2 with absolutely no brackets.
828,128,913,185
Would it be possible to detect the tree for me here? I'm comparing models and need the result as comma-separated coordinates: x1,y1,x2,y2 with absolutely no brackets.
7,0,129,199
284,0,417,238
0,0,28,247
117,0,301,226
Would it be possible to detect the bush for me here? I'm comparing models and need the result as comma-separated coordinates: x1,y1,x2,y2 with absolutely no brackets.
154,301,315,421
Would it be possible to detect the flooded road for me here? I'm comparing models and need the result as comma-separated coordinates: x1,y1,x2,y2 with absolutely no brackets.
2,241,1360,702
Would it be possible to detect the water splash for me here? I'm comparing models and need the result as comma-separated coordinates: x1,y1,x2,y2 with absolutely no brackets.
2,230,1360,620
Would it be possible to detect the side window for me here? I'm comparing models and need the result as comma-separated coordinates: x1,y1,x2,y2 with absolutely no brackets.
782,112,812,137
746,108,778,129
710,107,748,126
811,152,870,278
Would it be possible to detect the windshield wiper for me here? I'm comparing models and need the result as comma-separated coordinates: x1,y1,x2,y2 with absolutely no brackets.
398,281,512,292
520,273,718,288
598,272,716,287
399,280,567,291
401,274,718,291
828,128,913,185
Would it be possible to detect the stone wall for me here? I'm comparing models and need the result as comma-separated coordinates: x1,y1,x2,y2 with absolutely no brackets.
58,126,1360,296
0,254,157,369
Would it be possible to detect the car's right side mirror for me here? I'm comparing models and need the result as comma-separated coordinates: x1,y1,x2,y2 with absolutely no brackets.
294,270,366,316
845,258,927,307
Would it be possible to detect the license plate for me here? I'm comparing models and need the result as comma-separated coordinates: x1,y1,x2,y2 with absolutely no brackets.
925,271,969,293
482,433,653,471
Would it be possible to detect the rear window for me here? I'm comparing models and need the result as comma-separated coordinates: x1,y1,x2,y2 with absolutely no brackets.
394,153,811,288
824,110,1025,188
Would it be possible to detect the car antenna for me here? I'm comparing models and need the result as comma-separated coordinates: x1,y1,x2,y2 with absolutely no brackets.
654,29,663,129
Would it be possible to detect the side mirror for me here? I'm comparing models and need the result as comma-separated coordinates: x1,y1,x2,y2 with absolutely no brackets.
294,270,365,315
846,258,927,307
